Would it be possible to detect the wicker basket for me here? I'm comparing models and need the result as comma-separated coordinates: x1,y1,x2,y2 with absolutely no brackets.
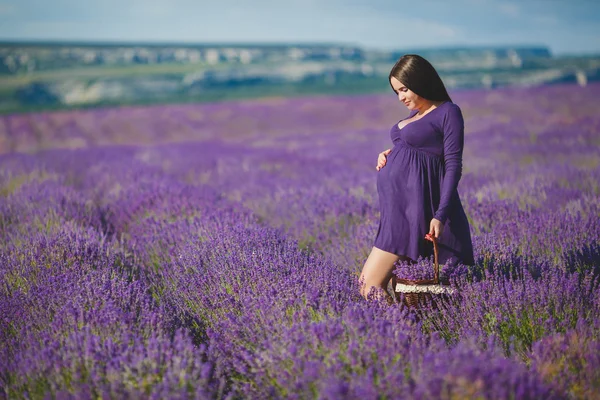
392,234,456,309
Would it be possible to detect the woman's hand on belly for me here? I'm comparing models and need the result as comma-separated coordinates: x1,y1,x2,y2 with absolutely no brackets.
376,148,392,171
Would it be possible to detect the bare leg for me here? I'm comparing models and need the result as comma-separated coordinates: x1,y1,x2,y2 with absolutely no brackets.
359,246,412,304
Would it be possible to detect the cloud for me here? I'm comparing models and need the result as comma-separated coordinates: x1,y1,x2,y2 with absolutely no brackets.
125,0,178,18
497,3,520,17
0,3,16,15
464,0,520,18
531,14,559,25
408,18,460,38
303,3,463,49
19,21,96,36
15,20,135,41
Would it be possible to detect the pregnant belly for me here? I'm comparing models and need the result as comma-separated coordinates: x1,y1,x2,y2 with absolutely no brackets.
377,150,410,194
379,147,410,180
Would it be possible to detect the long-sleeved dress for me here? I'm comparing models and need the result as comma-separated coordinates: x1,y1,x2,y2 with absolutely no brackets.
373,100,475,267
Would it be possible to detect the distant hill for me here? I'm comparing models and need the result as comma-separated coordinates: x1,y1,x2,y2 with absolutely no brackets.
0,41,598,114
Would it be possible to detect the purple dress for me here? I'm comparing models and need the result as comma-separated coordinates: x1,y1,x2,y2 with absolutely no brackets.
373,100,474,267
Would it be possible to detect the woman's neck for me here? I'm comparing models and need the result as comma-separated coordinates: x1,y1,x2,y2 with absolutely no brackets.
415,100,445,116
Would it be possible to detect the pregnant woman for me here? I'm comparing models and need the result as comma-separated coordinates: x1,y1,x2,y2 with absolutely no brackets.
359,54,474,304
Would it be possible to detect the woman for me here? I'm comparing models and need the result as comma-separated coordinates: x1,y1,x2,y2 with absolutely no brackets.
359,54,474,303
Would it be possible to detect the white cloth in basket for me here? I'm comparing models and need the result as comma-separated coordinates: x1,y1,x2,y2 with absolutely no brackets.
395,283,457,295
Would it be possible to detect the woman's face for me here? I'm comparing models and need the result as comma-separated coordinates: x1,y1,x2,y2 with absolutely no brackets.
390,76,423,110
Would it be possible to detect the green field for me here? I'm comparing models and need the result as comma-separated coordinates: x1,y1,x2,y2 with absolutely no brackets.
0,63,391,115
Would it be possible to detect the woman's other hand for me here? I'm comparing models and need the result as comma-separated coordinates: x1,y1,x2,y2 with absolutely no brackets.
376,149,392,171
429,218,444,239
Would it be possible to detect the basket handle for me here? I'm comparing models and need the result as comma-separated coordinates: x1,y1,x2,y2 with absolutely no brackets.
425,234,440,284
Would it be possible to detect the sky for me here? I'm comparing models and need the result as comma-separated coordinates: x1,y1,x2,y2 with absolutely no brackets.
0,0,599,56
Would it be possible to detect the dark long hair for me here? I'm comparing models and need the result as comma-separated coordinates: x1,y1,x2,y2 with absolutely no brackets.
388,54,452,102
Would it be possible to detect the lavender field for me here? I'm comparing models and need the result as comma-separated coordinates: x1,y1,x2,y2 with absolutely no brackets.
1,82,600,399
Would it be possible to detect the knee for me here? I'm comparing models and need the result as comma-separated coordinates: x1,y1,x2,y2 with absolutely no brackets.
358,274,366,297
359,277,382,299
361,283,388,301
361,283,374,298
358,274,371,298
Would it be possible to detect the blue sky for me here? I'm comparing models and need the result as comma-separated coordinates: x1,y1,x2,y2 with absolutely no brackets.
1,0,599,55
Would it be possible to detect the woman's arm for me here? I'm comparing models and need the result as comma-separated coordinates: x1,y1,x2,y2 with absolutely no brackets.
434,104,464,224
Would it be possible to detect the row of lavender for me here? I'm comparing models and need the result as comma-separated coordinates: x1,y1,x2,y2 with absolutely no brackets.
1,83,600,398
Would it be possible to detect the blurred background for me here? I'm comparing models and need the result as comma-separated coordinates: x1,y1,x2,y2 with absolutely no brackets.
0,0,599,114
